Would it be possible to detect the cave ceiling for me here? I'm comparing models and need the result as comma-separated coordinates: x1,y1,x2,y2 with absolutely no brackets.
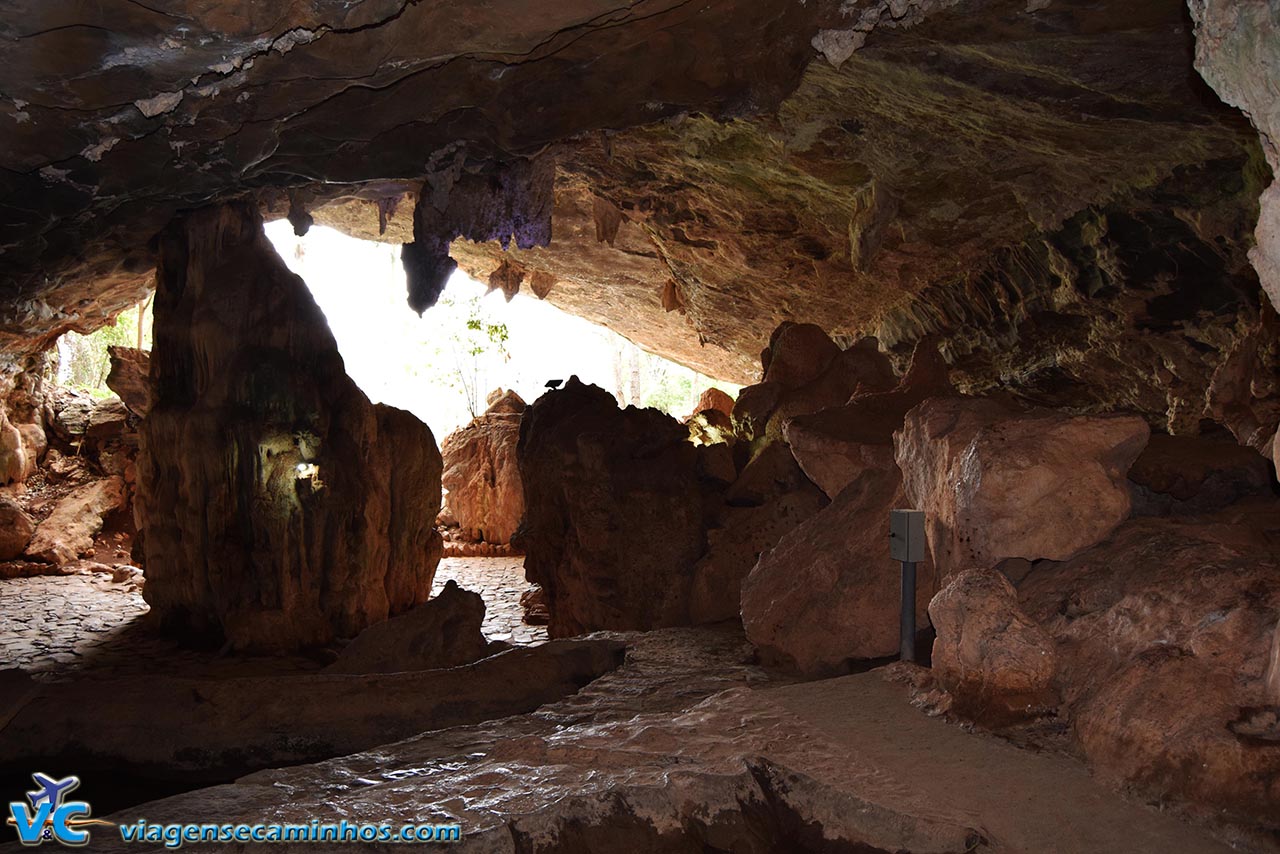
0,0,1275,436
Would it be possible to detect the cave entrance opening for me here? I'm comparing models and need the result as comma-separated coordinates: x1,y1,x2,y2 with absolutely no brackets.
261,220,739,442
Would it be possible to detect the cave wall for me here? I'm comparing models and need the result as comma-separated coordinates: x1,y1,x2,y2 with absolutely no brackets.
137,202,442,651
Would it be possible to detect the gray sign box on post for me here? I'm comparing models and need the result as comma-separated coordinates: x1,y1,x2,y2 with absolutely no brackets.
889,509,926,563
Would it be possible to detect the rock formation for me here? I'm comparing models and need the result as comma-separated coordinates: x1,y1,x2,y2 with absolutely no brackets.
895,397,1150,579
105,346,153,418
518,378,709,636
1019,501,1280,829
0,495,35,561
1,638,625,783
137,203,443,651
688,443,828,625
25,476,127,566
327,580,506,674
928,568,1057,721
741,465,933,674
1128,433,1272,516
440,390,526,545
1190,0,1280,311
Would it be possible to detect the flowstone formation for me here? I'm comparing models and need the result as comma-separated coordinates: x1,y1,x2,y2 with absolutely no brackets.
137,203,443,651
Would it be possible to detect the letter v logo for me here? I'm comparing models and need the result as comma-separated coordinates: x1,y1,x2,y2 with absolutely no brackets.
9,801,52,845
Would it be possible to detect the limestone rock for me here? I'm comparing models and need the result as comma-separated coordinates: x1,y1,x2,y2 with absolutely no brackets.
0,638,625,783
440,391,526,545
733,331,897,453
689,446,827,624
1190,0,1280,310
1267,622,1280,704
760,322,842,387
741,464,934,675
106,346,153,417
520,585,550,626
785,340,952,498
1020,502,1280,826
928,568,1057,720
1128,432,1271,516
690,387,735,419
85,397,130,441
327,580,506,674
47,389,94,442
137,203,443,651
895,397,1150,578
0,495,35,560
0,412,25,485
25,476,127,565
518,377,708,637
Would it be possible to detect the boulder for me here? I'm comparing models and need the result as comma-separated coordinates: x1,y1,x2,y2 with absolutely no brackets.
733,331,896,451
689,445,827,624
0,412,25,485
1128,433,1271,516
327,580,505,674
440,391,526,545
689,387,735,419
760,322,842,387
895,397,1149,579
741,463,934,675
47,389,94,442
518,377,708,637
85,397,131,441
520,585,550,625
687,407,735,446
785,340,953,498
0,495,35,560
25,476,127,565
928,568,1057,720
106,346,154,417
1019,502,1280,827
137,203,443,651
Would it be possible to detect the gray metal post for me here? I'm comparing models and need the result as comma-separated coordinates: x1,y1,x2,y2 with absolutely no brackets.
889,509,926,664
900,560,917,662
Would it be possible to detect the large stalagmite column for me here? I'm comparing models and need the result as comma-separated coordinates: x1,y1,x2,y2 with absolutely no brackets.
137,202,443,651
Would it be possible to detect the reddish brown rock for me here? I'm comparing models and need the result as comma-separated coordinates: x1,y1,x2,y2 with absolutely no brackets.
106,346,154,417
0,495,35,560
1128,432,1271,516
1267,623,1280,704
25,476,127,565
928,568,1057,720
760,322,842,387
137,203,443,651
895,397,1150,578
520,585,550,626
689,444,827,624
0,412,24,485
518,377,708,637
741,464,934,675
785,340,952,498
1020,502,1280,827
734,331,898,453
440,390,526,545
327,580,506,674
690,387,735,419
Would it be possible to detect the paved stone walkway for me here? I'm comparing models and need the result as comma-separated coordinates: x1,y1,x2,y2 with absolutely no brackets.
433,556,547,646
0,557,544,682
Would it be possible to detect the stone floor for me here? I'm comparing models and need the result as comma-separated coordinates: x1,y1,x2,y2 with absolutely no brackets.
0,556,544,682
433,556,547,645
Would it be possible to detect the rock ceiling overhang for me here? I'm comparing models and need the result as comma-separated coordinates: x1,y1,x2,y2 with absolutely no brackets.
0,0,1275,428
